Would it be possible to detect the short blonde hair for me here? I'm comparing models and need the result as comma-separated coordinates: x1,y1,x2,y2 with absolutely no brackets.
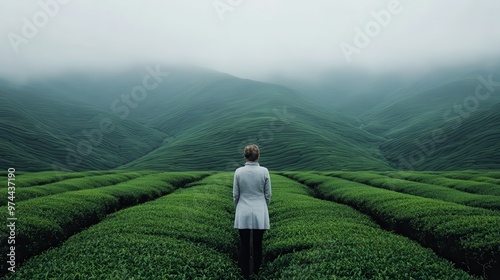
244,144,259,161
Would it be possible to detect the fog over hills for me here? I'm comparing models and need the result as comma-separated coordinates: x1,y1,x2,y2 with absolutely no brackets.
1,1,500,171
1,63,499,171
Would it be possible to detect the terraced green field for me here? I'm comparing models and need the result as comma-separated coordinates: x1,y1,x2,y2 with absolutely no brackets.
2,170,499,279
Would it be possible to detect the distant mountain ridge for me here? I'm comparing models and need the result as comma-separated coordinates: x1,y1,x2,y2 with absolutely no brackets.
1,64,499,171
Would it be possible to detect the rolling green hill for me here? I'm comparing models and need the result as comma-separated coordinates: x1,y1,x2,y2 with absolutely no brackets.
355,68,500,170
1,64,499,171
381,103,500,170
0,82,166,171
360,74,500,138
119,69,389,170
0,66,390,171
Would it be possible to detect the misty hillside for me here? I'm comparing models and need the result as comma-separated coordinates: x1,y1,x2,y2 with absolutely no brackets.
359,68,500,138
381,102,500,170
119,70,390,171
0,82,166,171
0,66,389,171
1,65,499,171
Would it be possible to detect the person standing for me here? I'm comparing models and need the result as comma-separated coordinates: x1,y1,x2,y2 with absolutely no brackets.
233,144,272,279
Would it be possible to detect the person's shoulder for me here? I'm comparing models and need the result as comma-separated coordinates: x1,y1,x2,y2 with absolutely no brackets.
259,166,269,172
235,166,245,173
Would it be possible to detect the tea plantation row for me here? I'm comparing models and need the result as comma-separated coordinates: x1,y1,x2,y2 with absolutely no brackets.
12,170,129,188
2,171,158,204
384,171,500,196
324,171,500,211
260,175,476,279
3,173,241,279
1,171,210,273
283,172,500,279
3,172,492,279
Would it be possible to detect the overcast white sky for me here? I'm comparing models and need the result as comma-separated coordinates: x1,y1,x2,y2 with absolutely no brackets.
1,0,499,81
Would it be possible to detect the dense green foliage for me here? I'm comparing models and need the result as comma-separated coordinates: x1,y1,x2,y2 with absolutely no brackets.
284,172,500,279
0,172,208,273
385,171,500,196
2,171,156,204
324,171,500,211
260,175,477,279
13,170,108,188
4,173,240,279
440,171,500,184
5,171,491,279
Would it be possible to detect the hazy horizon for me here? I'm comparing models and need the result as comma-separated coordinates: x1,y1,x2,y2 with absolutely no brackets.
2,0,500,82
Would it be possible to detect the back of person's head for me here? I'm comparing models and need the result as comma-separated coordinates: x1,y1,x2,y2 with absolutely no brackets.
244,144,259,161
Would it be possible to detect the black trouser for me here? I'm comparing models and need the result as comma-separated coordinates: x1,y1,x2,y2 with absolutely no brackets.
238,229,265,278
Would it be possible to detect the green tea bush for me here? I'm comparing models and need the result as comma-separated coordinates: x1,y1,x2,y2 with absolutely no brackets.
440,171,500,185
13,170,119,188
7,171,154,204
0,172,208,274
12,171,88,188
474,171,500,179
5,173,241,279
259,175,478,279
325,171,500,211
285,172,500,279
386,171,500,196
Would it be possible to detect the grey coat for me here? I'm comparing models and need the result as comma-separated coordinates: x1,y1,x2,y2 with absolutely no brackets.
233,162,272,229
